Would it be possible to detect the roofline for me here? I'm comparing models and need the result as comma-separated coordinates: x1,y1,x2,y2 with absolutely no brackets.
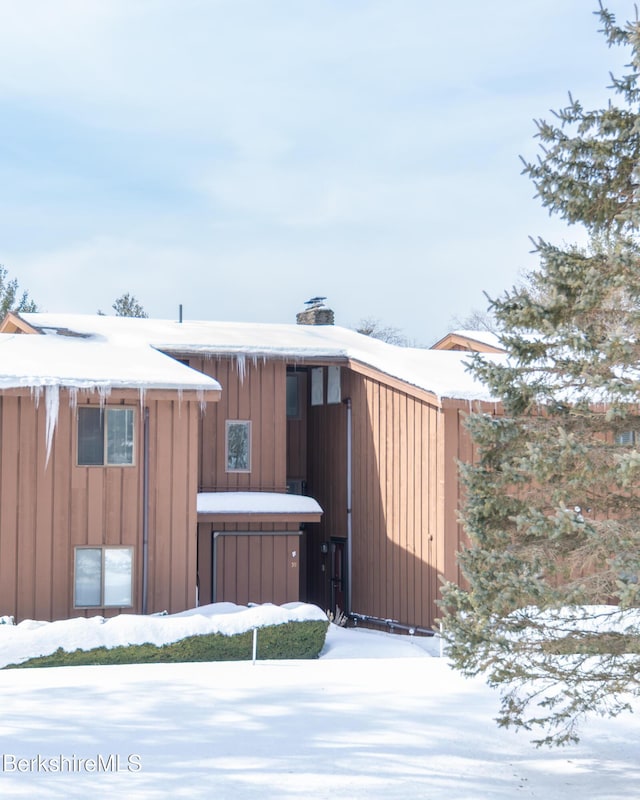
0,386,221,402
0,311,40,335
198,511,322,524
430,332,505,353
159,345,350,364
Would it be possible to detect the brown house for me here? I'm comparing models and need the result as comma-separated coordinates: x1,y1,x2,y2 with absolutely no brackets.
0,308,501,627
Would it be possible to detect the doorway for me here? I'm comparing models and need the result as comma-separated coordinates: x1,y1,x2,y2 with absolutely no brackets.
330,537,347,614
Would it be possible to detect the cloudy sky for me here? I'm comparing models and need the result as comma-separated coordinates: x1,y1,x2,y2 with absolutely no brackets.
0,1,634,344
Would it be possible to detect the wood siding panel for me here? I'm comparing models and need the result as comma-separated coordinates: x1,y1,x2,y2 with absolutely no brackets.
0,398,19,618
213,531,300,606
195,357,287,493
16,397,38,620
51,402,72,621
442,406,461,590
306,368,445,628
1,391,202,622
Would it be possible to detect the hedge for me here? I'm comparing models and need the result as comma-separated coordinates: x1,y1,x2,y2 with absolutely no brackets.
4,619,329,669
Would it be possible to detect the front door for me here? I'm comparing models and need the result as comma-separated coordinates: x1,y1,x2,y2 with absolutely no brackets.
330,538,347,614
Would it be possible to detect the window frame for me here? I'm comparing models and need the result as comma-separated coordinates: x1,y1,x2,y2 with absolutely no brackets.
225,419,252,473
73,546,134,609
77,406,136,467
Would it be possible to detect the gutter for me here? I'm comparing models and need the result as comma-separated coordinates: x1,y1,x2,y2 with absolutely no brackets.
350,611,435,637
344,397,352,614
142,406,150,614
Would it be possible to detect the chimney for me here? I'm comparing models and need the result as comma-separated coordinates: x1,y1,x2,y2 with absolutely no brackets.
296,296,334,326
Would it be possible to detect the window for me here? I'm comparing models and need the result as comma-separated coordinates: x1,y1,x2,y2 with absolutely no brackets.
615,430,638,445
74,547,133,607
311,367,324,406
226,420,251,471
77,407,134,466
327,365,341,404
286,374,301,419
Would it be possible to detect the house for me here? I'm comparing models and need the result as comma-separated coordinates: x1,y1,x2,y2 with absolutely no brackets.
430,329,505,354
0,307,501,626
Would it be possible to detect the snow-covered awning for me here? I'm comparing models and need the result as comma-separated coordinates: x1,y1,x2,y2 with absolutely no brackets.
197,492,323,524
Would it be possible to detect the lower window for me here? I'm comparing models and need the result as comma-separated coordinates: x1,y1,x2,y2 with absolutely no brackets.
74,547,133,607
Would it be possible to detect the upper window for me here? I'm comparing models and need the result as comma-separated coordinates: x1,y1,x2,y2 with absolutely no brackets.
311,367,324,406
286,374,301,419
226,420,251,472
77,407,135,466
74,546,133,608
327,365,341,404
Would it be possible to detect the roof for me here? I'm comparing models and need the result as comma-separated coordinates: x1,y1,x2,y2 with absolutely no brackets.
0,332,221,395
6,312,500,402
430,329,505,353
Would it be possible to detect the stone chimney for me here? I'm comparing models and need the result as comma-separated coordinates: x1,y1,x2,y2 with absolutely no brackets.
296,297,334,326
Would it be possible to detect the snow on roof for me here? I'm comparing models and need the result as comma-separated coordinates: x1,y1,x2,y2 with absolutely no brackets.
0,331,221,394
197,491,323,516
0,322,222,465
17,312,499,402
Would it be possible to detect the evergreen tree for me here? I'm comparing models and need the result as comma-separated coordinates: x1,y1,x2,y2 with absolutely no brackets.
440,4,640,746
112,293,148,318
0,265,38,317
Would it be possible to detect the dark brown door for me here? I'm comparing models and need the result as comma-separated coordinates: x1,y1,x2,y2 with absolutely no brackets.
330,538,347,613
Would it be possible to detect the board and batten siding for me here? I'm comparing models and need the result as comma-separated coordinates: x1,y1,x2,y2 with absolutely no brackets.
305,365,450,628
188,356,288,493
0,389,201,622
197,522,302,607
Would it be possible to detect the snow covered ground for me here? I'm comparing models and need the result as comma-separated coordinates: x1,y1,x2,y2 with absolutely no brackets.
0,605,639,799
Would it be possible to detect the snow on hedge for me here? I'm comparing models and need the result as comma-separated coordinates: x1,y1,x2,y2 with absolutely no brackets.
0,602,327,668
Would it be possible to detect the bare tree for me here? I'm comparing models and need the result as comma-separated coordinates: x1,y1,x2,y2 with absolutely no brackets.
449,306,499,333
355,317,409,346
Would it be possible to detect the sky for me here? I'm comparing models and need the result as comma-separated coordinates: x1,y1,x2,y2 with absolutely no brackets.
1,606,639,798
0,1,636,346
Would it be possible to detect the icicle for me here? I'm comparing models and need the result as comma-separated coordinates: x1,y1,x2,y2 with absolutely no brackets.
197,388,207,415
44,384,60,468
177,387,183,417
31,385,43,409
235,354,247,384
68,387,79,409
138,387,146,416
97,385,112,408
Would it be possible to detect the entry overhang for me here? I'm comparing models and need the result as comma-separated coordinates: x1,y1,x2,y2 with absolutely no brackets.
197,491,323,525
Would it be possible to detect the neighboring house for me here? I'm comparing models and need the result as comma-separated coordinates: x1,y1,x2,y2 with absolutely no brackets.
430,329,505,353
0,308,501,626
